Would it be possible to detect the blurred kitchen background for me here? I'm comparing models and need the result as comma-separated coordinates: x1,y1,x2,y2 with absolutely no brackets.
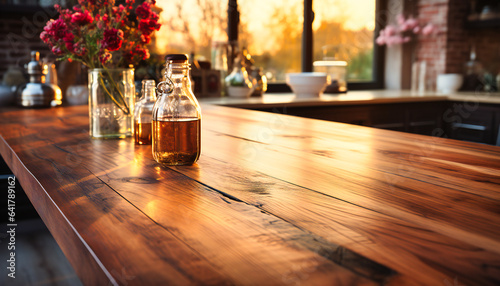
0,0,499,102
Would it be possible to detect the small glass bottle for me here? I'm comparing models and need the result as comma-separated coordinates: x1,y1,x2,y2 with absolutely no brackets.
153,54,201,166
134,79,156,145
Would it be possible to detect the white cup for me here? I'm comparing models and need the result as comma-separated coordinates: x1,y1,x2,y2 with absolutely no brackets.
437,74,463,94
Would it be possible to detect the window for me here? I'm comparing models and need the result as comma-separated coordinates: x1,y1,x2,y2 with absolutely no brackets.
238,0,303,82
313,0,376,82
155,0,228,57
156,0,383,90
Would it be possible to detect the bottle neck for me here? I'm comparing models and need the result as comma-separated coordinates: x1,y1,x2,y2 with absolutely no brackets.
166,61,193,91
142,89,156,101
141,80,156,101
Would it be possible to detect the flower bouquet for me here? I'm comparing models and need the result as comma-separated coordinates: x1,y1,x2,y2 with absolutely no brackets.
40,0,161,138
376,14,437,92
376,14,437,46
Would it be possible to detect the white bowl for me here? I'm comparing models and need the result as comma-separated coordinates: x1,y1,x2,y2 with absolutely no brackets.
437,74,463,94
227,86,252,98
286,72,328,98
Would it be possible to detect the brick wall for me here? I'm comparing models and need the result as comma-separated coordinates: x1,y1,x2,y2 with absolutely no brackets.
446,0,500,75
416,0,500,89
0,7,55,82
415,0,448,91
445,0,470,74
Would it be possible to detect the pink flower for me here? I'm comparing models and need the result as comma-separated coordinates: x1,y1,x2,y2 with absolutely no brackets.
396,14,405,26
376,14,435,46
375,35,385,45
405,18,419,30
385,35,405,46
384,25,397,37
71,10,93,25
422,24,436,36
102,28,124,51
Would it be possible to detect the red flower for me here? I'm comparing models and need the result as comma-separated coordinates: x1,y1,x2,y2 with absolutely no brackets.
41,0,160,68
124,45,150,63
126,0,136,10
138,18,160,35
150,12,159,22
100,51,112,64
73,44,87,56
135,2,152,19
44,19,68,41
102,28,123,51
63,32,75,50
40,31,50,44
138,48,150,60
51,46,64,56
112,4,126,15
71,10,93,25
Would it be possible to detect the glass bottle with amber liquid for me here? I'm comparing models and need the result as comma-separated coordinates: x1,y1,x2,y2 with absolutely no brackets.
153,54,201,165
134,79,156,144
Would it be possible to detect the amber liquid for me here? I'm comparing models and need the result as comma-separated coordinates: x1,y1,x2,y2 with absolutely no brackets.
152,118,201,165
135,122,152,145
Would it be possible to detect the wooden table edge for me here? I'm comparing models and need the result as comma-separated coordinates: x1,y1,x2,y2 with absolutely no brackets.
0,135,117,286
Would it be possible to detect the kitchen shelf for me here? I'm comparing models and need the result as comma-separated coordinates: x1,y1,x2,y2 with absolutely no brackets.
465,17,500,29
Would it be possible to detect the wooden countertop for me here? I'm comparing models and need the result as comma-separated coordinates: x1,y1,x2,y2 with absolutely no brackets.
200,90,500,109
1,104,500,285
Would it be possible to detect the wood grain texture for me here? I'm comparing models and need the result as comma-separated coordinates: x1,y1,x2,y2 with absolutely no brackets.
0,104,499,285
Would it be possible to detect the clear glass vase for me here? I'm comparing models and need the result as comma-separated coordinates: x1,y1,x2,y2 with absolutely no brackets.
88,68,135,138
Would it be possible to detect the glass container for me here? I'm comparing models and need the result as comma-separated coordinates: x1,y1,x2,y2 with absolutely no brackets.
153,54,201,166
313,60,347,93
134,79,156,145
88,68,135,138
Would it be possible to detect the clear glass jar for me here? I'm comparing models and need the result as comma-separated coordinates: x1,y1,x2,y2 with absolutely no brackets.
153,54,201,166
134,79,156,145
88,68,135,138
